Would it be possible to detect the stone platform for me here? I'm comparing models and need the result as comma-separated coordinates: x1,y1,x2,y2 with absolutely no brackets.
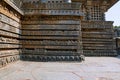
0,56,120,80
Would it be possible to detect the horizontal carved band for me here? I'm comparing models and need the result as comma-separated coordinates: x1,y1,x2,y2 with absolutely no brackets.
22,40,79,46
23,3,81,10
82,32,112,35
23,16,81,21
21,55,85,62
0,22,21,34
83,50,117,56
0,5,20,22
82,39,114,42
22,25,80,30
82,35,112,38
22,31,80,36
0,50,20,57
0,30,20,38
81,21,113,28
22,46,82,50
83,46,116,50
0,37,19,44
83,44,116,47
0,14,20,28
22,49,76,54
21,36,78,40
22,20,80,25
0,44,21,48
22,51,80,56
24,10,83,16
83,42,115,45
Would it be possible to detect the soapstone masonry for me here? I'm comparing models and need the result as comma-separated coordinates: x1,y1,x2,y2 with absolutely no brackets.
0,0,119,68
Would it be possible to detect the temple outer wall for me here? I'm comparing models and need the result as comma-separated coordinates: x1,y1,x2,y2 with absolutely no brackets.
0,0,22,68
82,21,117,56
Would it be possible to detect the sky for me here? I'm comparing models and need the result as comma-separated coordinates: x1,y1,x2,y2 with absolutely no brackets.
105,1,120,26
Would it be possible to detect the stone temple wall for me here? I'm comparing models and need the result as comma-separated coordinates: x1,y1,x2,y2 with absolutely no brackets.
82,21,117,56
0,0,118,68
0,1,21,68
21,1,84,61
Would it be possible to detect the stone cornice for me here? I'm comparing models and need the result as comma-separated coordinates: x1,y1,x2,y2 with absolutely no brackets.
3,0,24,15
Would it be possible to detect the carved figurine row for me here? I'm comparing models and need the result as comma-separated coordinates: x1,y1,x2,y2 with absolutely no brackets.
0,3,20,22
0,55,19,68
21,55,85,62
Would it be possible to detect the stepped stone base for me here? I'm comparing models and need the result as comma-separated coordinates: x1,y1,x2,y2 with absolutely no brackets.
20,55,85,62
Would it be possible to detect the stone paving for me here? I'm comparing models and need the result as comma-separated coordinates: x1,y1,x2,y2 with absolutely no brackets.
0,56,120,80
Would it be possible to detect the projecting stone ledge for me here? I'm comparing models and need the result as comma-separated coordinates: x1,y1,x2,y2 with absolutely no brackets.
3,0,24,15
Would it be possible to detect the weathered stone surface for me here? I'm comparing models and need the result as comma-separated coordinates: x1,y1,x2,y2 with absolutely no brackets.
0,0,118,68
82,21,117,56
0,1,21,68
21,1,83,61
